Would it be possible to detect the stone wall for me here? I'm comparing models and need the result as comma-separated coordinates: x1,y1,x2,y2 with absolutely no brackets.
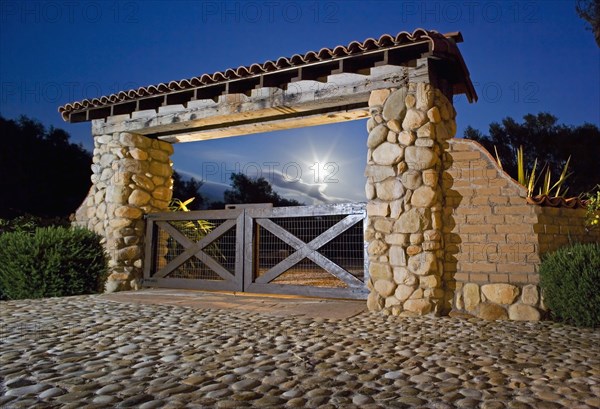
365,82,457,316
74,132,174,292
443,139,600,320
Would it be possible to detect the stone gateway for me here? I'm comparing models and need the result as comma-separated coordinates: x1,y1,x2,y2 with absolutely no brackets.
59,29,598,320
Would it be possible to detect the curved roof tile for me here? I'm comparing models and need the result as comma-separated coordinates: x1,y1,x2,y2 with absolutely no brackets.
304,50,319,62
526,195,587,209
262,60,279,72
346,41,363,53
59,28,475,120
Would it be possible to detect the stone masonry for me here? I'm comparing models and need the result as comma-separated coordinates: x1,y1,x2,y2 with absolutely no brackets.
365,82,457,317
74,132,174,292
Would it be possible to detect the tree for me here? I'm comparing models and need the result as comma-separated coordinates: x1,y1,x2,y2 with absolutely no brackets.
207,201,226,210
223,173,302,206
172,171,205,210
464,113,600,196
0,115,92,219
576,0,600,47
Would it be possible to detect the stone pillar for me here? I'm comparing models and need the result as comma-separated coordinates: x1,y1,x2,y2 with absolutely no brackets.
75,132,174,292
365,82,456,316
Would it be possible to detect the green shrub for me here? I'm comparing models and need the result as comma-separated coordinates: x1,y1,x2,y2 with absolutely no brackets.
0,214,70,235
0,226,108,300
539,242,600,327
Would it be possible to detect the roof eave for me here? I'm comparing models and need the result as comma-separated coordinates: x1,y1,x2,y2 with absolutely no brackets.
59,29,477,123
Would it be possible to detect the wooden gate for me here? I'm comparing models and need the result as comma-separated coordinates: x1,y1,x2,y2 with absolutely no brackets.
244,204,368,299
143,209,245,291
143,204,368,299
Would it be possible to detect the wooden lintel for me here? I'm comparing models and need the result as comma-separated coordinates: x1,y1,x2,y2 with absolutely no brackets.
158,107,369,143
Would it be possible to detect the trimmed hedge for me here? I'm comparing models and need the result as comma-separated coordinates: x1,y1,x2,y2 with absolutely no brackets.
539,242,600,328
0,226,108,300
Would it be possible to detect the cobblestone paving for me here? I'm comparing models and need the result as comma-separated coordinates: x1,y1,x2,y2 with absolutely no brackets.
1,295,599,408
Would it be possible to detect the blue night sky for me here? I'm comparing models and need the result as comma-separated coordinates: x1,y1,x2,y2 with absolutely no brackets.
1,1,598,204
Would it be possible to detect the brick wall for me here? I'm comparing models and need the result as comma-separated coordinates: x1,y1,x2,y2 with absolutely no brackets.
443,139,538,286
536,206,598,255
442,138,599,320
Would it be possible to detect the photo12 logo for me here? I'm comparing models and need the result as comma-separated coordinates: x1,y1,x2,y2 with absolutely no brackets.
1,80,140,104
201,161,339,184
400,1,539,24
200,1,340,24
0,1,140,24
454,81,540,104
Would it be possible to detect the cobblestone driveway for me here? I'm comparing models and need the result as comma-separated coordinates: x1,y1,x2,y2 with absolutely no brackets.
1,295,599,408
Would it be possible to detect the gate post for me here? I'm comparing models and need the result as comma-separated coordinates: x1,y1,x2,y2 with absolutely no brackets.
365,77,456,316
74,132,174,292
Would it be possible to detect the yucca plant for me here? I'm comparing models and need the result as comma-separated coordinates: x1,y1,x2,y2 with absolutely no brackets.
494,146,503,170
517,146,539,196
495,145,571,197
537,156,571,197
544,156,571,197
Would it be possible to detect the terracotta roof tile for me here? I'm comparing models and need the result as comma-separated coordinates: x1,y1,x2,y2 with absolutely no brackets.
526,195,587,209
59,28,476,121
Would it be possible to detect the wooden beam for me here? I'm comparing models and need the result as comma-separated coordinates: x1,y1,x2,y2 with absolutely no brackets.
158,105,368,143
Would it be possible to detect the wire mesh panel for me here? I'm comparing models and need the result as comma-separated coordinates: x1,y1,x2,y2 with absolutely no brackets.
255,215,358,288
270,258,348,288
272,215,346,242
161,219,237,280
144,209,244,291
244,204,369,299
